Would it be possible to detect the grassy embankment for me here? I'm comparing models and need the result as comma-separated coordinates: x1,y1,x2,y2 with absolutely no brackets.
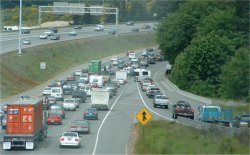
133,120,249,154
0,32,157,99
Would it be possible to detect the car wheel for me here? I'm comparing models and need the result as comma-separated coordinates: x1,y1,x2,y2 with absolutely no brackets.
166,105,168,109
153,104,156,108
174,114,177,119
60,145,63,148
190,116,194,120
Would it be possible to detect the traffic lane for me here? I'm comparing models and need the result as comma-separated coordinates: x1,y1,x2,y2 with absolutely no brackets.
94,77,144,154
153,64,206,115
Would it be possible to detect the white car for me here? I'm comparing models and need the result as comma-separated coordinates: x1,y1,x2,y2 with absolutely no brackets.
59,131,81,148
74,70,83,76
111,56,118,61
153,95,170,109
43,87,52,96
69,30,77,36
94,24,104,31
62,98,77,111
22,39,31,45
44,30,54,36
39,34,48,39
117,79,126,85
131,57,139,62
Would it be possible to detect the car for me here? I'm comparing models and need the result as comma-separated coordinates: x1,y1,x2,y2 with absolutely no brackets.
70,120,90,134
22,39,31,45
69,30,77,36
45,95,57,105
44,30,54,36
17,95,30,100
172,101,195,119
49,104,65,119
148,90,163,99
59,131,81,148
141,81,152,91
46,112,62,125
141,24,151,29
74,25,82,29
21,29,30,34
48,27,58,33
233,114,250,128
94,24,104,31
109,29,116,35
117,79,126,85
39,33,48,39
83,108,98,120
126,50,135,56
131,28,139,32
112,59,119,66
72,90,86,103
153,95,170,109
140,59,149,67
146,85,158,95
51,34,60,40
62,98,77,111
51,87,64,101
43,87,52,96
79,85,92,97
126,21,134,26
74,70,83,76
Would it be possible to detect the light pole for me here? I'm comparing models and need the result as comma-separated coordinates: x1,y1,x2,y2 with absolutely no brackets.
18,0,22,56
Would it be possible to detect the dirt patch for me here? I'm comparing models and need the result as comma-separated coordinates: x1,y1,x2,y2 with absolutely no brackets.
128,124,139,155
29,21,71,29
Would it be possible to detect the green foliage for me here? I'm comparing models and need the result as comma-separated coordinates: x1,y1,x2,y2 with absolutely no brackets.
158,0,249,101
219,48,250,101
134,120,250,154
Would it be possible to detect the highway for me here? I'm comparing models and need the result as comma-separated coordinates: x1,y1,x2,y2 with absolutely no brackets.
0,23,155,54
0,49,212,154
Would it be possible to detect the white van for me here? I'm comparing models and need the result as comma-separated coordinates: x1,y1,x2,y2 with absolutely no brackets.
95,25,104,31
50,87,63,101
89,75,104,88
128,52,136,59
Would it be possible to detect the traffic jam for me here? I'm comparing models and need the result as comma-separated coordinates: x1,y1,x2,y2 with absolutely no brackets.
0,48,249,150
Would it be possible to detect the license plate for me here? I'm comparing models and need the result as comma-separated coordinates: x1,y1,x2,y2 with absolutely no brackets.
51,120,54,122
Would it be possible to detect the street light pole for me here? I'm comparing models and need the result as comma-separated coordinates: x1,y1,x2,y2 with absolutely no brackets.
18,0,22,56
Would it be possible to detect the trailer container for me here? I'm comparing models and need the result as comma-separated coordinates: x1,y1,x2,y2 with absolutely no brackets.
3,99,47,150
89,60,101,74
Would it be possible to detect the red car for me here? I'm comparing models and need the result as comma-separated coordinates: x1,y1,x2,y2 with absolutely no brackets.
172,101,195,119
46,112,62,125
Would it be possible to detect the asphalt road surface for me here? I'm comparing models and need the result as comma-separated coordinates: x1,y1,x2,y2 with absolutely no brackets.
0,49,212,154
0,23,155,54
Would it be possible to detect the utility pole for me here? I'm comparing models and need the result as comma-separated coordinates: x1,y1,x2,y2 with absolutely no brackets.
18,0,22,56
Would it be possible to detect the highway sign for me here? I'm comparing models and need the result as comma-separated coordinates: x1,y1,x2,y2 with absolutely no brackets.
136,107,152,125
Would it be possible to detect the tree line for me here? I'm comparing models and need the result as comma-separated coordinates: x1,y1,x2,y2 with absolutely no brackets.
1,0,181,25
157,0,249,101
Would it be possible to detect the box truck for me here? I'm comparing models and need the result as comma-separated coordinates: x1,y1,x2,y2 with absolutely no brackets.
89,60,101,74
3,99,48,150
91,89,109,111
116,70,127,83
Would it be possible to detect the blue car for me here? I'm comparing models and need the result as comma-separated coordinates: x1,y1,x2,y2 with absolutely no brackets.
83,108,98,120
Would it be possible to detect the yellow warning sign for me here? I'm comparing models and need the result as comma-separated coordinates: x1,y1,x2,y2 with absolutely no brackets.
136,107,152,125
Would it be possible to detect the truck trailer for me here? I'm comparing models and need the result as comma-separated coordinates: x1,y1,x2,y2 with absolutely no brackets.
91,89,109,111
3,99,47,150
89,60,101,74
116,70,127,83
197,105,233,126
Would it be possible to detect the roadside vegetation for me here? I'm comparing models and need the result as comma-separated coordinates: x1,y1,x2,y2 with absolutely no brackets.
0,32,157,99
133,120,249,154
157,1,249,102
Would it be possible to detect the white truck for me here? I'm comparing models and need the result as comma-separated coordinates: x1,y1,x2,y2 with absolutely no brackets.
91,89,109,110
133,69,151,82
116,70,127,84
89,75,104,88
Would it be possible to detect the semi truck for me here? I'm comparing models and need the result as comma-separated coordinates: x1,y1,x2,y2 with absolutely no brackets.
91,89,109,111
3,99,48,150
89,60,101,74
197,105,233,126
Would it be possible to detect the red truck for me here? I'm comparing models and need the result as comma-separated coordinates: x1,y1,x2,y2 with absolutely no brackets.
2,99,48,150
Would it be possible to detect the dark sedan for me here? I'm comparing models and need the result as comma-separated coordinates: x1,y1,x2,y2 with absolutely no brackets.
70,120,90,134
83,108,98,120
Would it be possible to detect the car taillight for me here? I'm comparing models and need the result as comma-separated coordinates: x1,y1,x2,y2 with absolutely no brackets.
60,138,64,141
94,112,97,114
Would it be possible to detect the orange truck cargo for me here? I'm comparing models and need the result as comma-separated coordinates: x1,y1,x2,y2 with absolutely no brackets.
3,99,48,150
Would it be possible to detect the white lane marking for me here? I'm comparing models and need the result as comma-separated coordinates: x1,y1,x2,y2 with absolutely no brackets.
92,85,127,155
136,82,174,121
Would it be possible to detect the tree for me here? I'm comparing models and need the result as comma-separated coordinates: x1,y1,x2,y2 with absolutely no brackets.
219,48,250,101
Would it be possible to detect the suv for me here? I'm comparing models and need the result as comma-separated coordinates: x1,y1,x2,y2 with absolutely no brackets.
72,90,87,103
172,101,194,119
51,34,60,40
48,27,58,33
233,114,250,128
21,29,30,34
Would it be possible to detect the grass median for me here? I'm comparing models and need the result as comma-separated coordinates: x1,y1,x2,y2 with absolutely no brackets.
133,120,249,154
0,32,157,99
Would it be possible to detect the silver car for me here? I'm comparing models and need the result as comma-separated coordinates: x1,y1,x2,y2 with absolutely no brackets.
153,95,170,109
62,98,77,111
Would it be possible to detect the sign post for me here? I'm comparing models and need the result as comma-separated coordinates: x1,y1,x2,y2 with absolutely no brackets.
136,107,153,139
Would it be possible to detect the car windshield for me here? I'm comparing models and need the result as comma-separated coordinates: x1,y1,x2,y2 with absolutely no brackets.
48,113,59,117
63,132,77,137
87,108,96,113
156,96,167,99
241,116,250,121
73,120,88,125
64,99,75,103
